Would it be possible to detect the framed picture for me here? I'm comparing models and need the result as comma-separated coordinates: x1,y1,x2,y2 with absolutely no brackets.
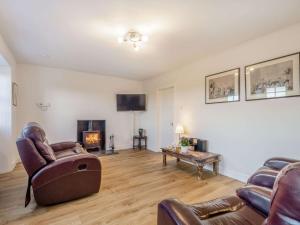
12,82,18,106
205,68,240,104
245,53,300,101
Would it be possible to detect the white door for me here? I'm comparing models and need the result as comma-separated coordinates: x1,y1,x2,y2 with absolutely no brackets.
159,87,174,148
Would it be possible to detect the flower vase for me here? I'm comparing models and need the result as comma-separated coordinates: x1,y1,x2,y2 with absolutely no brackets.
180,146,189,153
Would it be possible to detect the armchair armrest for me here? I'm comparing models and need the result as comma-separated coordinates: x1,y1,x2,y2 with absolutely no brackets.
264,157,299,170
158,199,203,225
50,141,77,152
190,196,244,219
237,185,272,216
31,154,101,189
158,196,245,225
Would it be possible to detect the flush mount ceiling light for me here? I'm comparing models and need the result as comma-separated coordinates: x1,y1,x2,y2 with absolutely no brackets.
118,30,148,51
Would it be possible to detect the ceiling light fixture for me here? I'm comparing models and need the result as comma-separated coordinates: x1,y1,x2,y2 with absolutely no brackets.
118,30,148,51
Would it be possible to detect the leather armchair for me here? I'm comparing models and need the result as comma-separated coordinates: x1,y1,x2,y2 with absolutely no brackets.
16,122,101,206
248,157,299,189
157,162,300,225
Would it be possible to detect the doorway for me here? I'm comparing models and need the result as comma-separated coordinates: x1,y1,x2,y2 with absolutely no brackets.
0,54,13,172
158,87,174,148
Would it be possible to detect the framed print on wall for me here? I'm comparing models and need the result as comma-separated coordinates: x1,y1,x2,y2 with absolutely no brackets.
245,53,300,101
205,68,240,104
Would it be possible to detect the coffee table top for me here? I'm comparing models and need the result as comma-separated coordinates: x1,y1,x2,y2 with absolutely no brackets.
161,147,220,163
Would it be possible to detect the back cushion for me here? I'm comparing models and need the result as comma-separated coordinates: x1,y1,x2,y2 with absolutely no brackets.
35,141,56,162
22,125,46,142
236,185,271,216
22,123,56,162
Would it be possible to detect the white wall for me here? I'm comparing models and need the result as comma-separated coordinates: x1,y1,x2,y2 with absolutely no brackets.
0,35,18,174
141,22,300,182
17,64,143,150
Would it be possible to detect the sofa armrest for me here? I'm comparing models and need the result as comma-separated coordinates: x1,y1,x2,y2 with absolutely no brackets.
50,141,77,152
247,169,278,189
190,195,245,219
158,199,203,225
237,185,272,216
264,157,299,170
31,154,101,189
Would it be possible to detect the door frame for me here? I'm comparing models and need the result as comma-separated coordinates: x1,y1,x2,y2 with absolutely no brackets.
156,85,176,151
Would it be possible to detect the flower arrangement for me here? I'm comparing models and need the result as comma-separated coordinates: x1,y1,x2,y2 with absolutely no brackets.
180,137,189,146
180,137,189,153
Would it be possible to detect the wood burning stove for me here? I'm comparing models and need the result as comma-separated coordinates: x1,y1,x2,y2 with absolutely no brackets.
77,120,105,151
83,130,100,150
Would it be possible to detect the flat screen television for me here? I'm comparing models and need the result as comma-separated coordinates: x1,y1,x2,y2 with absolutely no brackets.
116,94,146,111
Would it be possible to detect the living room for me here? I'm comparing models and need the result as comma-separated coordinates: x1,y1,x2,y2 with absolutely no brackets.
0,1,300,225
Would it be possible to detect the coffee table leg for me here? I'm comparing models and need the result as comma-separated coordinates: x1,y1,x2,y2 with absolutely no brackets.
163,153,167,166
177,158,180,163
213,161,219,176
196,163,204,180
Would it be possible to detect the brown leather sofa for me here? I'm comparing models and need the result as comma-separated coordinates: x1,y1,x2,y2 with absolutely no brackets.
16,122,101,206
157,162,300,225
247,157,299,189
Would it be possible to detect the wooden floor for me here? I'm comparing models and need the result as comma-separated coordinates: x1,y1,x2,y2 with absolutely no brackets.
0,150,243,225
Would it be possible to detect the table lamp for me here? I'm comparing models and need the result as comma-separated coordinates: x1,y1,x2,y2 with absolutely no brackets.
175,125,184,145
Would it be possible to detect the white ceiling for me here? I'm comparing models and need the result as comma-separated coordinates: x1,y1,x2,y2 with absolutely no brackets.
1,0,300,80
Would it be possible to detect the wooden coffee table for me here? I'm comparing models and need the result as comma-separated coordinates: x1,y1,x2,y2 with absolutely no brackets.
161,148,220,180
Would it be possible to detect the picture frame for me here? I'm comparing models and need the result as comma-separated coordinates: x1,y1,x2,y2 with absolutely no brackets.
205,68,240,104
12,82,18,106
245,53,300,101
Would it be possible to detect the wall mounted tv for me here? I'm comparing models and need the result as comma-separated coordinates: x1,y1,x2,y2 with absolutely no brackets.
116,94,146,111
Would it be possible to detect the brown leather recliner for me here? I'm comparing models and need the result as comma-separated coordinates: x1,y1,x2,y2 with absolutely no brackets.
157,162,300,225
16,122,101,206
